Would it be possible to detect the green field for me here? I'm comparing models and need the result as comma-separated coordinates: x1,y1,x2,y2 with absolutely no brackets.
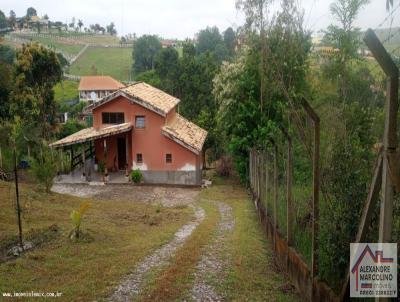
53,80,79,103
33,37,84,56
69,47,133,81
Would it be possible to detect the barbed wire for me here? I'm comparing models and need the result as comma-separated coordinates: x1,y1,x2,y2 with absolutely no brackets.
374,1,400,30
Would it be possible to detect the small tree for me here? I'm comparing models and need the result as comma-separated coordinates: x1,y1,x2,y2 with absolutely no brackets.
29,145,59,193
70,202,91,239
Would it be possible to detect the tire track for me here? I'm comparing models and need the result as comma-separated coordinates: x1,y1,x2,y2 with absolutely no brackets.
109,205,205,302
191,201,234,302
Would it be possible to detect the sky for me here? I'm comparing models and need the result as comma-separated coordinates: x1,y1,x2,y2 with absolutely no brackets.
1,0,399,39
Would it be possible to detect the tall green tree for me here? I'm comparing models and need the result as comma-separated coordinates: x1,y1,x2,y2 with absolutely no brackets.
26,7,37,18
196,26,224,53
323,0,369,102
155,47,179,94
8,10,16,28
0,10,7,29
214,0,311,181
106,22,117,35
132,35,162,74
223,27,236,57
10,43,62,138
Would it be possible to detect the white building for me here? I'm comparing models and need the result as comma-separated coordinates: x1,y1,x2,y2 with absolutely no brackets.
78,76,125,103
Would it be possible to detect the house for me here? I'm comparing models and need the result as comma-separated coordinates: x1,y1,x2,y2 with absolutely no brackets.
50,82,207,186
78,76,125,103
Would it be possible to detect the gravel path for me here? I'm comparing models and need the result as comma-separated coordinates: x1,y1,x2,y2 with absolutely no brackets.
51,183,199,207
108,205,205,302
191,201,235,302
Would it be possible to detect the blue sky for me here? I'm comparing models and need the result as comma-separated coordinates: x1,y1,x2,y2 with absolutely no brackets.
1,0,398,39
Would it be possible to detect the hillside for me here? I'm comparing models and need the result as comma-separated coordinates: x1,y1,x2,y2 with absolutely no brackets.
68,47,133,81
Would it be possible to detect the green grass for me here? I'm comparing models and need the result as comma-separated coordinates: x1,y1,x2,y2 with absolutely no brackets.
138,201,219,301
53,80,79,103
69,47,133,81
0,181,191,301
200,176,300,301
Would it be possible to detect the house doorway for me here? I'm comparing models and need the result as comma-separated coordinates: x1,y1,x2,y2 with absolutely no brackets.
117,137,127,170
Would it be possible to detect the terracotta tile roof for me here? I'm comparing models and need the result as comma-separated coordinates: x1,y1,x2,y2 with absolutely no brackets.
121,82,180,115
87,82,180,116
78,76,125,91
162,114,207,154
49,123,132,148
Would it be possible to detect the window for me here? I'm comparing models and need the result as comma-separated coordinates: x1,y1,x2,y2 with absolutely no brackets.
166,153,172,163
135,116,145,128
136,153,143,164
102,112,125,124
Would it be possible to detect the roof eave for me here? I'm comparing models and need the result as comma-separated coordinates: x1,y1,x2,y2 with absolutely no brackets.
161,129,202,155
86,90,174,117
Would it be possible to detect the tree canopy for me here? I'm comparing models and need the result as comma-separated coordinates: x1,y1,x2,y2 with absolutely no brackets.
132,35,162,74
10,43,62,138
26,7,37,18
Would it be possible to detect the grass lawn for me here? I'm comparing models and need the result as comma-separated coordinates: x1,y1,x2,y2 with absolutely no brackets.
69,47,133,81
0,181,192,301
201,178,300,302
137,174,300,301
138,201,219,301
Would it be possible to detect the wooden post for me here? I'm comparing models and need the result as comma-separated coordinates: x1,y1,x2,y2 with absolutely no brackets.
363,30,399,302
103,139,108,182
312,115,320,299
265,152,269,216
364,29,399,244
70,146,74,172
13,147,23,250
300,97,320,302
339,152,383,301
287,137,293,246
82,145,86,180
274,144,278,250
379,76,398,243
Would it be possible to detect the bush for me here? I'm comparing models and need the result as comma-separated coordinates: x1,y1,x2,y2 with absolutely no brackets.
130,169,143,183
215,155,233,177
29,147,59,193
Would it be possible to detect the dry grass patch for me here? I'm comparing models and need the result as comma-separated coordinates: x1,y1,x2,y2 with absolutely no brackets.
0,181,191,301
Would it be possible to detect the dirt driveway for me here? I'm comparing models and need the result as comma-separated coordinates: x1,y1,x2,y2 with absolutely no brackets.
51,184,200,207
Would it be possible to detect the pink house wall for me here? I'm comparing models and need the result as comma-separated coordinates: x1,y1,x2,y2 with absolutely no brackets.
93,96,199,172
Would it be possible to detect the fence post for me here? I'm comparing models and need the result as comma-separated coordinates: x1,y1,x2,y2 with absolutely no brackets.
287,137,293,247
363,29,399,247
274,144,278,250
300,97,320,302
265,152,269,216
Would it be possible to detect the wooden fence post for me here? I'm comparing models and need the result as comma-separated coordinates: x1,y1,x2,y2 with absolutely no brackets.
265,151,269,216
274,144,278,250
287,137,293,246
300,97,320,302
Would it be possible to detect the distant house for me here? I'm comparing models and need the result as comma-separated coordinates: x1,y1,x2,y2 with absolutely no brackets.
50,82,207,186
161,39,177,48
78,76,125,103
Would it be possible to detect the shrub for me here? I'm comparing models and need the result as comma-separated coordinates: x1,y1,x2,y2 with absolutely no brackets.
216,155,233,177
70,202,91,239
29,146,59,193
130,169,143,183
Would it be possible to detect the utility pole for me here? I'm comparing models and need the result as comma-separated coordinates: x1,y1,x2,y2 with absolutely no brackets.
13,147,23,250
